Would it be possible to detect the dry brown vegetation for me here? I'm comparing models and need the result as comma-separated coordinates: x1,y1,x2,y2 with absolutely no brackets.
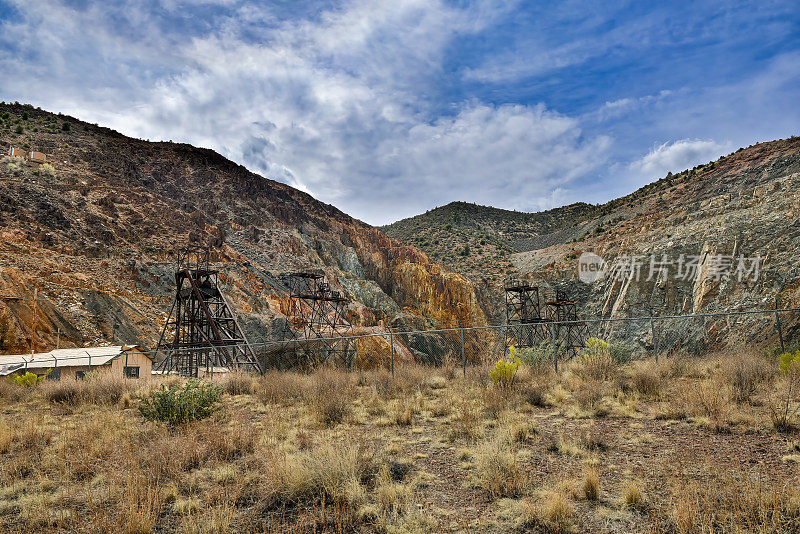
0,351,799,533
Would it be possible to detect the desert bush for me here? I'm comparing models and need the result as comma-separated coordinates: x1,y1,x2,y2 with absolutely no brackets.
621,480,644,508
138,380,222,426
11,371,47,387
520,491,575,533
489,352,520,393
609,341,635,364
39,163,56,178
668,472,800,532
393,397,414,426
723,352,772,403
43,378,82,405
517,343,553,367
221,372,255,395
82,371,132,404
267,439,374,510
0,379,26,401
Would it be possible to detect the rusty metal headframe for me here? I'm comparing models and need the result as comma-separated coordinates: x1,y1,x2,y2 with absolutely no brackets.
154,245,263,377
279,271,355,369
544,289,589,359
504,278,549,351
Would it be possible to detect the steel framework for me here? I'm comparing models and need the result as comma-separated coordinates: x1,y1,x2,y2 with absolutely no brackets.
154,246,262,377
544,290,589,359
279,271,355,369
504,278,548,351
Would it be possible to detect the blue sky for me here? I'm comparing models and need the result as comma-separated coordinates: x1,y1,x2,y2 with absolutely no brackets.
1,1,798,225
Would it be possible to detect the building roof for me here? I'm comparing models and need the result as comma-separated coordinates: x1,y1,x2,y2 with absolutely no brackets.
0,345,150,376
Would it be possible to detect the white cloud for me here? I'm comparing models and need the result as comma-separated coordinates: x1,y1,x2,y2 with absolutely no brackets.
630,138,731,178
0,0,611,224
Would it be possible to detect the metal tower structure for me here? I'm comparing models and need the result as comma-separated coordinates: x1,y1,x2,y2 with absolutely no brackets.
504,278,548,351
544,289,589,359
154,245,263,377
279,271,355,369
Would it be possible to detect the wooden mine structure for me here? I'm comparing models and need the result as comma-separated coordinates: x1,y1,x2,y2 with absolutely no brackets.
504,280,588,359
544,290,589,359
279,271,355,369
154,245,262,377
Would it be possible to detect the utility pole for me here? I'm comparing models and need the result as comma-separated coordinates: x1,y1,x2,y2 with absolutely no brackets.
30,288,38,354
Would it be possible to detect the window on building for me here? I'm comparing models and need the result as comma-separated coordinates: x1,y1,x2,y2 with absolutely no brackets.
75,370,86,380
124,366,140,379
47,368,61,381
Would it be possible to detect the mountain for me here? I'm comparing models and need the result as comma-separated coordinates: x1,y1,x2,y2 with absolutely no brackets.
380,201,599,280
384,137,800,350
0,102,487,355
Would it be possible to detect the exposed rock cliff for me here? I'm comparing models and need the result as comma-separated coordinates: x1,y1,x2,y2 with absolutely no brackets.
0,102,487,356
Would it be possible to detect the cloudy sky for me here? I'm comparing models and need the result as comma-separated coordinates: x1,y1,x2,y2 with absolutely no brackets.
1,1,798,225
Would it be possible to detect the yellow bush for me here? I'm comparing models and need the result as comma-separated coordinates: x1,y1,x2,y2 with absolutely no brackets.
490,349,520,392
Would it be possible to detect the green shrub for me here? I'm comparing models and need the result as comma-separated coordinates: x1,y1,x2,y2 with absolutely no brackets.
61,122,70,131
138,380,222,426
609,341,635,364
517,343,552,367
11,370,47,387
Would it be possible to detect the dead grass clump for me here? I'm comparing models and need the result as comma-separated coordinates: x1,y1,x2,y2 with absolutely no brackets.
257,370,310,405
222,372,256,395
581,467,599,501
393,397,415,426
451,398,482,440
0,379,26,402
266,439,374,511
43,378,83,405
521,491,575,533
475,432,525,498
312,368,354,426
668,472,800,532
621,479,644,508
83,371,135,404
630,362,665,398
723,352,773,403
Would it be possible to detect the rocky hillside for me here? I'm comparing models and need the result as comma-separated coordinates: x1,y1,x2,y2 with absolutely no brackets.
381,201,599,280
385,137,800,351
0,102,487,355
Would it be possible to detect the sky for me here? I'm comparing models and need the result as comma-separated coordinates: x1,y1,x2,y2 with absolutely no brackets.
1,1,798,225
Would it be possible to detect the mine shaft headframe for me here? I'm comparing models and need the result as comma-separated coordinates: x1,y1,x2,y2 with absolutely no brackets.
278,270,355,369
543,289,588,359
503,277,548,350
154,244,263,377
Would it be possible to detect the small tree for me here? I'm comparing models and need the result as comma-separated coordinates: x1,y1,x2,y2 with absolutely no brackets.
769,350,800,431
61,122,70,132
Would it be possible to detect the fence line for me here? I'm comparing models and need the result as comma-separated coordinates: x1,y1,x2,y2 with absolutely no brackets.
0,307,796,378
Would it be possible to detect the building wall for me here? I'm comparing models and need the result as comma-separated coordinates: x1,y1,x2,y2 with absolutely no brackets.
109,349,153,378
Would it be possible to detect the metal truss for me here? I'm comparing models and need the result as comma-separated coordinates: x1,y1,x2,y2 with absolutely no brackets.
154,245,263,377
279,271,355,369
544,290,589,359
503,278,549,352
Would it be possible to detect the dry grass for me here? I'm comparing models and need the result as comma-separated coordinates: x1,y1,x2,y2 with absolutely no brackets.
474,428,526,498
0,352,796,532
